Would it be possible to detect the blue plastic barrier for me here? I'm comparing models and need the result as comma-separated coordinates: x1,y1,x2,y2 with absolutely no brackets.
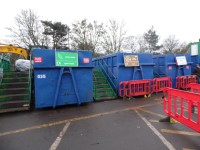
33,49,93,109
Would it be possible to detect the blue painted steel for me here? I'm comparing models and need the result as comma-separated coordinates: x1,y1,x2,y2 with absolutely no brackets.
153,54,192,88
33,49,93,109
191,55,200,73
93,52,154,93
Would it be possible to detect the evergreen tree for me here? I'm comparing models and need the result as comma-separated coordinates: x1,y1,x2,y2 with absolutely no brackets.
143,26,159,53
41,21,70,49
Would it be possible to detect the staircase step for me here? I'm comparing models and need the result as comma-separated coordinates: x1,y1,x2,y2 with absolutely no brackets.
93,72,104,76
93,75,106,79
0,100,30,105
94,96,117,101
2,77,29,83
94,80,108,84
93,88,114,93
94,91,116,97
0,107,30,113
94,92,115,96
0,82,29,89
0,94,30,101
93,73,104,76
0,100,30,109
0,88,29,95
94,84,111,88
3,71,29,78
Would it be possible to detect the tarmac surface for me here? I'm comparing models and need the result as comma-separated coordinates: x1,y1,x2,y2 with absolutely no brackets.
0,93,200,150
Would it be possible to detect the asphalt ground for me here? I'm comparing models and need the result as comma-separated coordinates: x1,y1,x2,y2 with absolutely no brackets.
0,93,200,150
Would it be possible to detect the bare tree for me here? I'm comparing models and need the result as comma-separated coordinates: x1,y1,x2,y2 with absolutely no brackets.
122,36,137,52
71,19,105,56
7,9,48,49
136,35,147,53
102,19,126,54
175,42,190,54
163,35,179,53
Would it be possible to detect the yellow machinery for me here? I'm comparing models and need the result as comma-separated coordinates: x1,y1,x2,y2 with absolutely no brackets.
0,43,28,59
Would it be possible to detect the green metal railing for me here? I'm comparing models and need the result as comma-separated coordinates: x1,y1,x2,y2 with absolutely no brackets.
98,61,117,95
28,51,33,103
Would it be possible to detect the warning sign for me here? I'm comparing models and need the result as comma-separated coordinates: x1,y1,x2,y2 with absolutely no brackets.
124,55,139,67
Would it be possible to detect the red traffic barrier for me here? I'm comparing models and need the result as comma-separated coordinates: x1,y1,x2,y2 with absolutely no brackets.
176,75,197,90
163,87,200,133
152,77,172,93
126,80,151,97
119,80,151,98
119,81,128,97
187,83,200,94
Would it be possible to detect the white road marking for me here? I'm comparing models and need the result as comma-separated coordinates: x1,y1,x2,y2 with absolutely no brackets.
135,110,176,150
49,122,70,150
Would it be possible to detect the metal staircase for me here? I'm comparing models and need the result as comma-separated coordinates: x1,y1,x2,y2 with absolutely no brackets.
93,68,117,101
0,71,32,113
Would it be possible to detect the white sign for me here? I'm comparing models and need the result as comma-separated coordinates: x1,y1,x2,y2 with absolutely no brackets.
191,44,198,55
176,56,187,66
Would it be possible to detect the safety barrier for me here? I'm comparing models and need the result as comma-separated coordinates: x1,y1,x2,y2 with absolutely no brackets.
187,83,200,93
176,75,197,90
126,80,151,97
119,81,129,97
152,77,172,93
119,77,172,98
163,87,200,133
119,80,151,98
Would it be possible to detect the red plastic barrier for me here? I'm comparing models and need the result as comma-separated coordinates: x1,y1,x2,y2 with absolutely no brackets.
188,75,198,84
119,81,128,97
163,87,200,133
176,75,197,90
152,77,172,93
187,83,200,94
126,80,151,97
119,80,151,98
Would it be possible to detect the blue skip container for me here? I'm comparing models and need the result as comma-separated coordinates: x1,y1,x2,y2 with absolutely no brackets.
93,52,154,92
191,55,200,73
33,49,93,109
153,54,192,88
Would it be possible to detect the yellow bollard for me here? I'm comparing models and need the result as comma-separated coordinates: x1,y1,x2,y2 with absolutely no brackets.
170,117,177,124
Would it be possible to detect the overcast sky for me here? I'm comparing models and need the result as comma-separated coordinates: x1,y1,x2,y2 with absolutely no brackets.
0,0,200,44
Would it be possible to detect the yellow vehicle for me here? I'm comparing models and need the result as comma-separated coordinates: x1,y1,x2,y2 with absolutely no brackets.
0,43,28,59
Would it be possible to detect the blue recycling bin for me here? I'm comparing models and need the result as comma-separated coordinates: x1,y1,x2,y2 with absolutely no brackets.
33,49,93,109
153,54,192,88
191,55,200,73
93,52,154,92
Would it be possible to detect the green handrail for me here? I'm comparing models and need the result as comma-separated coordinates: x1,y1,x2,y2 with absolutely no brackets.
28,50,33,106
102,59,116,79
98,62,117,94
